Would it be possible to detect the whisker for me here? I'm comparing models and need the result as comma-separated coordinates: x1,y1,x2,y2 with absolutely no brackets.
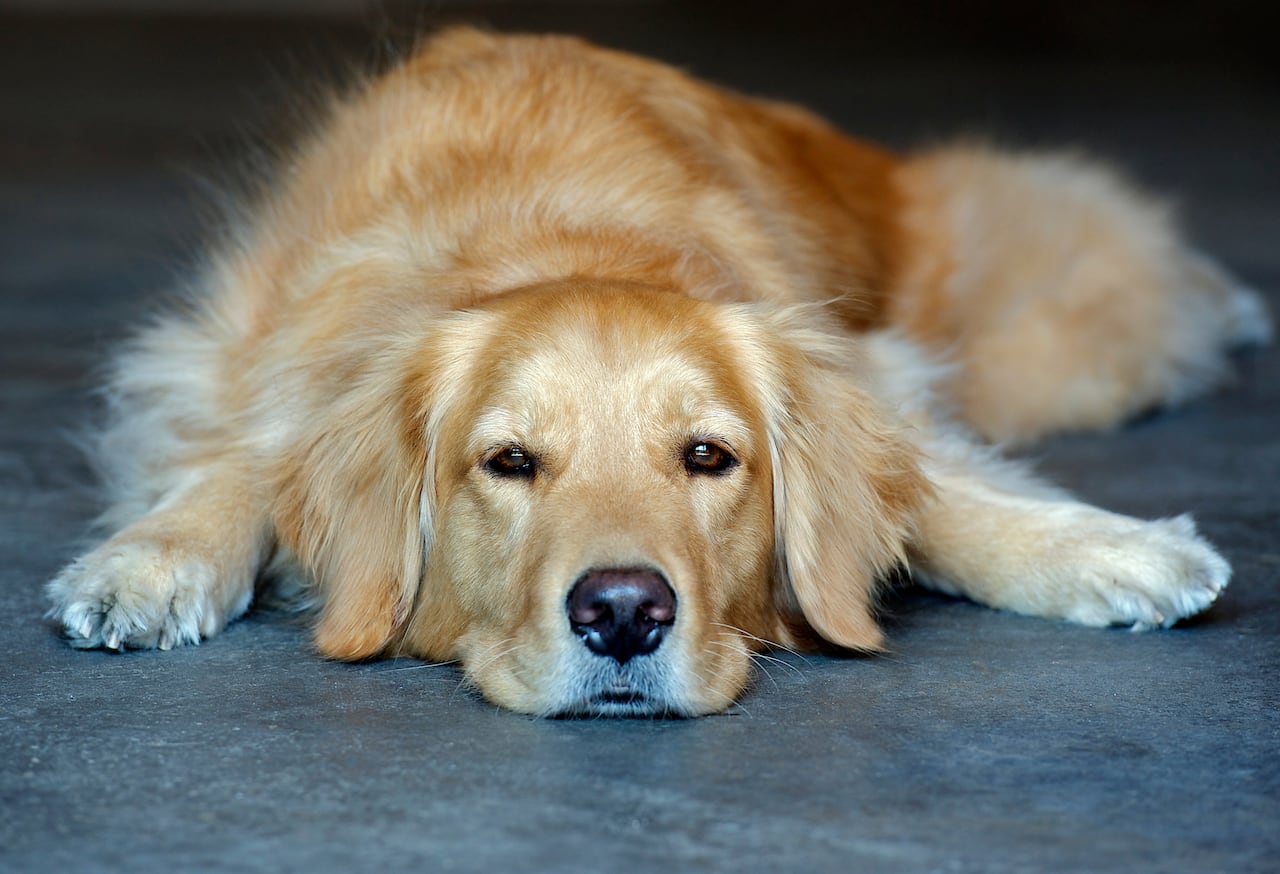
467,640,524,676
748,650,808,680
704,638,779,691
709,621,811,662
709,626,809,680
377,658,459,672
690,662,752,719
705,638,744,652
866,647,914,666
449,638,523,702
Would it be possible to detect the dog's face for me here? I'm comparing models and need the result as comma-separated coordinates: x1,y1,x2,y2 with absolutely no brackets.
282,281,926,716
413,284,779,716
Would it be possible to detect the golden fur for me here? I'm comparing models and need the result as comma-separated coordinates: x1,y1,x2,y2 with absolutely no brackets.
48,30,1268,715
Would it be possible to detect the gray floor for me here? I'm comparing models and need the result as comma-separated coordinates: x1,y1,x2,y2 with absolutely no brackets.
2,7,1277,873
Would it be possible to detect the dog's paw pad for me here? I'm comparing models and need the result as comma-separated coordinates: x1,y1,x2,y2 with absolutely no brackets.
46,542,219,651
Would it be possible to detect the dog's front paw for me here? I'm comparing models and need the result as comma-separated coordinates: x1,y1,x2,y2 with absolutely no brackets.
1063,514,1230,630
46,541,229,651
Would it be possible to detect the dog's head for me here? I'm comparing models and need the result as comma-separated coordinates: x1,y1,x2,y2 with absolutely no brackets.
277,281,926,716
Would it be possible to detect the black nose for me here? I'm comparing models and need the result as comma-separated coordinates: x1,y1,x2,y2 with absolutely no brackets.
567,568,677,664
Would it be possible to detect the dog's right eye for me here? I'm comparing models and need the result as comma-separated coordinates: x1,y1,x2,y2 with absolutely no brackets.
684,440,738,476
484,446,537,479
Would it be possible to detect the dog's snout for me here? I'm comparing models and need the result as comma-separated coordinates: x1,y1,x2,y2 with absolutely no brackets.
567,569,676,664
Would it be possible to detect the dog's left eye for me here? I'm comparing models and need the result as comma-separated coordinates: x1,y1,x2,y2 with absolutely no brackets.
684,440,738,476
484,446,537,479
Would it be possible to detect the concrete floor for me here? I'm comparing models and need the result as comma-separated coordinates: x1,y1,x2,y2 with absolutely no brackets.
2,7,1277,873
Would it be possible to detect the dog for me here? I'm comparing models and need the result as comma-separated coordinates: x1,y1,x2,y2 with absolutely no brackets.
47,28,1270,716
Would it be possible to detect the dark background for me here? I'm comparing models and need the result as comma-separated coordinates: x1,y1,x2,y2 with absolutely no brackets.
2,3,1277,873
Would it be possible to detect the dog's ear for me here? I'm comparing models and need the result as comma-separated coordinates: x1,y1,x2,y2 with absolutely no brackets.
275,358,432,662
751,309,930,651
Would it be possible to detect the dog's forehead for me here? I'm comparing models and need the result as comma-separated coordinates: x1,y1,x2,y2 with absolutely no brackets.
523,329,714,398
467,288,758,441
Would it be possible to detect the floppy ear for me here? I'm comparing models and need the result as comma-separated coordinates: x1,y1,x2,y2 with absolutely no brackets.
275,363,430,661
756,310,930,651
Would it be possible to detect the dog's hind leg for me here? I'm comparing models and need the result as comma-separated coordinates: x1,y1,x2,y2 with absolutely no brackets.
889,145,1271,445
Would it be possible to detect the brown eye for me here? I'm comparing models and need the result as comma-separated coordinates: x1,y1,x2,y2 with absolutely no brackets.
485,445,536,479
684,440,737,476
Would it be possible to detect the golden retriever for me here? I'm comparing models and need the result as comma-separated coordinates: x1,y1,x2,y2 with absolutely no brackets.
47,29,1269,716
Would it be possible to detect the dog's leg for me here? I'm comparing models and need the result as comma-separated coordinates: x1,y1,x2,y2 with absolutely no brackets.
906,440,1230,629
891,145,1271,444
47,464,271,650
860,331,1230,629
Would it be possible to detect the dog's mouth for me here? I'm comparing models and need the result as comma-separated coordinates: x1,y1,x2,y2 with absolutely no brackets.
596,685,646,705
554,681,680,718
